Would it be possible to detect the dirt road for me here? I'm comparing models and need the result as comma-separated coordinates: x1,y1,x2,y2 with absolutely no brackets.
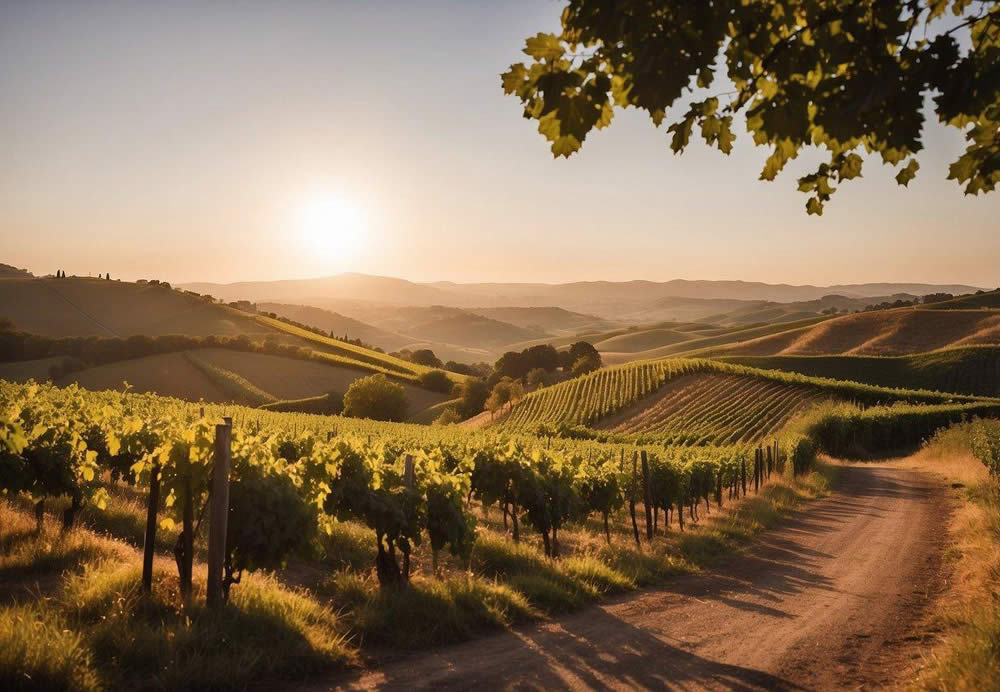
320,465,949,691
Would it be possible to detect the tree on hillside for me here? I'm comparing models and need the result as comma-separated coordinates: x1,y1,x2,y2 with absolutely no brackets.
572,352,602,376
455,377,490,417
410,349,443,368
495,344,562,380
444,360,492,377
486,378,525,418
526,367,551,389
418,369,455,394
558,341,602,371
503,1,1000,214
342,374,409,422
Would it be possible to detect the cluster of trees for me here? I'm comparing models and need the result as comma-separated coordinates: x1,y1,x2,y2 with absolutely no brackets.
391,348,443,368
435,341,603,424
863,292,968,312
134,279,172,288
921,293,956,305
863,298,919,312
52,270,111,280
495,342,602,381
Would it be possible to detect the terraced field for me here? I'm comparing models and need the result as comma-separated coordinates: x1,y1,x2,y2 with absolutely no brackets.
595,373,826,444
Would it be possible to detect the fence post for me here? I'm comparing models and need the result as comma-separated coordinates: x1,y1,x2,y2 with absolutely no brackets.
207,418,232,607
141,461,161,594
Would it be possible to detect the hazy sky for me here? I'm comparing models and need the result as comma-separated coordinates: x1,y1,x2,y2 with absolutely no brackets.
1,0,997,287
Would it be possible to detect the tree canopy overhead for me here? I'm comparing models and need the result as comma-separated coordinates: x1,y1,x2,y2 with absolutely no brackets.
502,0,999,214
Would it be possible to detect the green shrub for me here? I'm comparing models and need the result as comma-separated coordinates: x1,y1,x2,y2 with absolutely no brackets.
342,374,408,422
434,406,463,425
795,401,1000,458
418,370,454,394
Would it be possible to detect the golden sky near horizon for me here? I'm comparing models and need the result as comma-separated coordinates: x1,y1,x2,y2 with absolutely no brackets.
1,1,997,288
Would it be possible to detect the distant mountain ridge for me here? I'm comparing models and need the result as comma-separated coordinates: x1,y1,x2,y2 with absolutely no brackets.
181,273,982,314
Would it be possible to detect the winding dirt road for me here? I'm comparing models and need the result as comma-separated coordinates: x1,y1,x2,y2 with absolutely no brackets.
318,464,949,691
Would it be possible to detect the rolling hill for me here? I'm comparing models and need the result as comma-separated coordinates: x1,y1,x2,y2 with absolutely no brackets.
0,264,32,279
701,308,1000,357
0,275,465,394
55,348,450,417
715,345,1000,397
258,302,411,351
464,307,619,335
0,277,279,338
592,328,695,353
600,317,831,365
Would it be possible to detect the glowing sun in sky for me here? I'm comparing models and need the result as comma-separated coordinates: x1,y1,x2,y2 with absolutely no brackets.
296,193,365,261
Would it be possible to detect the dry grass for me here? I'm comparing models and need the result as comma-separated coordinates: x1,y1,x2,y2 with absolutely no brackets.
0,509,355,691
716,308,1000,357
594,328,694,353
901,427,1000,691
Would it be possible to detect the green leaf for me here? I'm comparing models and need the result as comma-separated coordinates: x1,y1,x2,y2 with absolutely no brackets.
838,153,864,181
501,64,527,95
551,135,582,157
895,159,919,186
523,33,563,61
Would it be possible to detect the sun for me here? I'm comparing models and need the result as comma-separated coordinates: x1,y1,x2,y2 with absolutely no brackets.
295,193,365,261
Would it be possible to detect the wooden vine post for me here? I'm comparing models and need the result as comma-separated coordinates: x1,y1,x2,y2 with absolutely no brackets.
629,451,641,549
754,448,761,493
207,418,233,608
402,454,415,581
641,450,653,540
741,455,747,496
141,461,161,594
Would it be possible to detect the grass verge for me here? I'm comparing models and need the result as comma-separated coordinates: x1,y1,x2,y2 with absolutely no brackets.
903,424,1000,691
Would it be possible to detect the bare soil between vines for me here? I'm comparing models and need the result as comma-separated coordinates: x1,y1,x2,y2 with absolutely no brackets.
307,463,950,691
